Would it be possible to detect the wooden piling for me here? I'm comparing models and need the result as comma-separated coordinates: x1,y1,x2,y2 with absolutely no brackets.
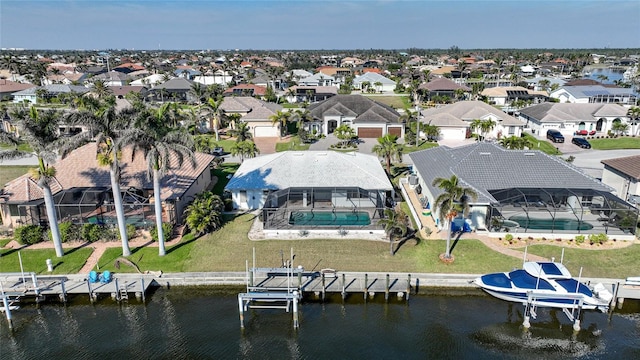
238,294,245,329
141,278,146,303
341,274,346,301
59,279,67,303
87,280,95,303
385,274,390,302
321,273,326,302
406,274,411,301
363,274,368,300
293,292,299,329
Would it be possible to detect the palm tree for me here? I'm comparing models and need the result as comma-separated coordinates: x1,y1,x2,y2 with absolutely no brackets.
626,107,640,136
91,79,113,100
230,140,260,162
118,116,196,256
269,110,291,138
423,123,441,142
185,192,224,237
499,135,533,150
200,97,222,140
334,124,355,147
374,81,383,93
70,103,137,256
1,106,86,257
372,134,403,175
612,121,629,136
432,175,478,260
377,208,408,256
470,119,483,141
228,121,252,142
479,119,497,141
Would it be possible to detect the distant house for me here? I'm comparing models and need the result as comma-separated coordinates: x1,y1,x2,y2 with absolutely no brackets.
423,100,524,141
550,85,637,105
297,73,335,87
518,103,630,136
418,77,471,101
307,94,404,138
151,77,194,102
219,96,282,137
12,84,89,104
107,85,148,99
130,74,167,88
601,155,640,203
480,86,548,107
223,84,267,97
285,86,337,104
0,79,36,101
88,71,130,87
353,72,396,93
0,143,214,229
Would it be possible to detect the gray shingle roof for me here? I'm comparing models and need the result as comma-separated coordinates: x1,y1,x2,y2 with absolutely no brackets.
409,142,612,204
308,94,400,123
519,103,628,123
421,100,523,126
225,151,393,191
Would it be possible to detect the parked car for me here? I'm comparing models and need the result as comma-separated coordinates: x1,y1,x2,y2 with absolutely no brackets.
575,129,597,136
546,129,565,143
571,137,591,149
212,147,224,156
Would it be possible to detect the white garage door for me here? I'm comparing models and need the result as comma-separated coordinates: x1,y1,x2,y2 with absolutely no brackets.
439,127,466,141
254,126,279,137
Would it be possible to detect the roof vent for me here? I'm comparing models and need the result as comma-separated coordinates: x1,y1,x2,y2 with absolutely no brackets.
317,153,327,156
479,152,491,156
524,152,535,156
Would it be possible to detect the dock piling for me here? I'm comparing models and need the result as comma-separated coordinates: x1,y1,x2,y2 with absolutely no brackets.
407,274,411,301
385,274,390,302
141,277,146,303
59,279,67,303
363,274,368,301
341,274,346,301
2,296,13,330
321,273,326,302
238,294,245,329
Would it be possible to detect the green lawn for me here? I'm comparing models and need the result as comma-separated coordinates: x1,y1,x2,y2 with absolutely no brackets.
518,243,640,279
362,95,410,109
211,163,240,195
275,136,311,152
403,141,439,153
0,165,33,186
522,133,562,155
589,136,640,150
0,247,93,274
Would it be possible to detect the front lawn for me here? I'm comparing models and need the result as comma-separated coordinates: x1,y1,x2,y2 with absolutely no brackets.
588,136,640,150
275,136,311,152
403,141,439,153
211,163,240,195
0,247,93,274
362,95,410,109
0,165,33,186
522,133,562,155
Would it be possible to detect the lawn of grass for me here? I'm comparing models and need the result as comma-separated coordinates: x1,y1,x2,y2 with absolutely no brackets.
275,136,311,152
589,136,640,150
362,95,410,109
0,247,93,274
211,163,240,195
0,238,12,247
0,165,33,186
403,141,439,153
518,243,640,279
522,133,562,155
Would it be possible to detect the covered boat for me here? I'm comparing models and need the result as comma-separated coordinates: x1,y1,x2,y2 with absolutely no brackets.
474,262,610,311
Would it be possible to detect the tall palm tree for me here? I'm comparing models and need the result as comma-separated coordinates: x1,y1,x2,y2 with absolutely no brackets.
377,208,408,256
230,140,259,162
470,119,483,141
91,79,113,100
1,106,86,257
372,134,403,175
70,103,137,256
432,175,478,260
479,119,497,141
499,135,533,150
627,107,640,136
201,97,222,140
269,110,291,138
228,121,253,142
119,115,196,256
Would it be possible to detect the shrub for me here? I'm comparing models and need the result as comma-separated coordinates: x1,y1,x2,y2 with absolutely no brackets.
150,223,173,242
126,224,137,240
54,221,81,243
575,235,585,244
504,233,513,242
15,225,44,245
82,224,118,242
588,233,608,245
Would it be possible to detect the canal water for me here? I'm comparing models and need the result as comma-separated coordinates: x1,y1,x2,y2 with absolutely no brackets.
583,68,626,84
1,287,638,359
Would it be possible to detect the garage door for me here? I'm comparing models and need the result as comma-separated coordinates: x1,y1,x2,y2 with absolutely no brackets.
439,127,466,141
388,127,402,137
357,127,383,138
254,125,279,137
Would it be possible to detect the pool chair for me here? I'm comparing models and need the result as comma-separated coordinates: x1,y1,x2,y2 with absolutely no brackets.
89,271,99,283
99,270,112,284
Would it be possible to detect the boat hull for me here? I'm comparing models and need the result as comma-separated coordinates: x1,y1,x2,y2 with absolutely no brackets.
481,288,602,310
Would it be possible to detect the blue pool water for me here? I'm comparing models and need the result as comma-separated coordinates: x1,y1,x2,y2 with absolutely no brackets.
509,216,593,231
289,210,371,226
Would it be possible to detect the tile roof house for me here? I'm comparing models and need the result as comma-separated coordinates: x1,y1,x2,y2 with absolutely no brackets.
223,84,267,97
285,86,337,104
89,71,130,86
12,84,90,104
225,151,393,233
418,77,471,101
0,143,214,228
151,77,195,102
307,94,404,138
0,79,36,101
219,96,282,137
601,155,640,203
480,86,548,107
297,73,336,87
353,72,396,93
421,100,524,141
518,103,630,137
407,142,634,236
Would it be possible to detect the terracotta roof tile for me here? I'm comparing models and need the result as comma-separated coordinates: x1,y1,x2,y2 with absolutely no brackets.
602,155,640,180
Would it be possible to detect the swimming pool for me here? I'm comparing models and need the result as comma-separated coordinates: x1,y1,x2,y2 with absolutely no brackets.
289,210,371,226
508,216,593,231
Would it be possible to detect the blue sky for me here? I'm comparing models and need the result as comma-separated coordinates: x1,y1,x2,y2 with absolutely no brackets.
1,0,639,50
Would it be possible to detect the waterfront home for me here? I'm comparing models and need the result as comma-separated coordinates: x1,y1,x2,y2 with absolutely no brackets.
420,100,524,141
223,84,267,98
408,142,636,237
518,103,630,136
418,77,471,101
0,143,214,229
284,86,337,104
151,77,194,102
307,94,404,138
549,85,637,105
12,84,90,104
480,86,548,107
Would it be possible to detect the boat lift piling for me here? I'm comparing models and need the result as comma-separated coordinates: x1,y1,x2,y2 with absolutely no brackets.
523,292,586,332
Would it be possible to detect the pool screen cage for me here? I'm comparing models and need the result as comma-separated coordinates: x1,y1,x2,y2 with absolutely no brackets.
16,187,158,229
488,187,639,235
261,187,390,230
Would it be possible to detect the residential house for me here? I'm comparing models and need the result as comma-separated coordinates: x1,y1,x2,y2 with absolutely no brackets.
151,77,194,102
108,85,148,100
284,86,337,104
353,72,396,93
0,79,36,101
297,73,336,87
223,84,267,98
421,100,524,140
0,143,214,228
88,71,130,86
550,85,637,105
307,94,404,138
418,77,471,101
219,96,282,137
480,86,548,107
225,151,393,235
518,103,630,136
407,142,635,237
130,74,167,88
12,84,90,104
601,155,640,203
